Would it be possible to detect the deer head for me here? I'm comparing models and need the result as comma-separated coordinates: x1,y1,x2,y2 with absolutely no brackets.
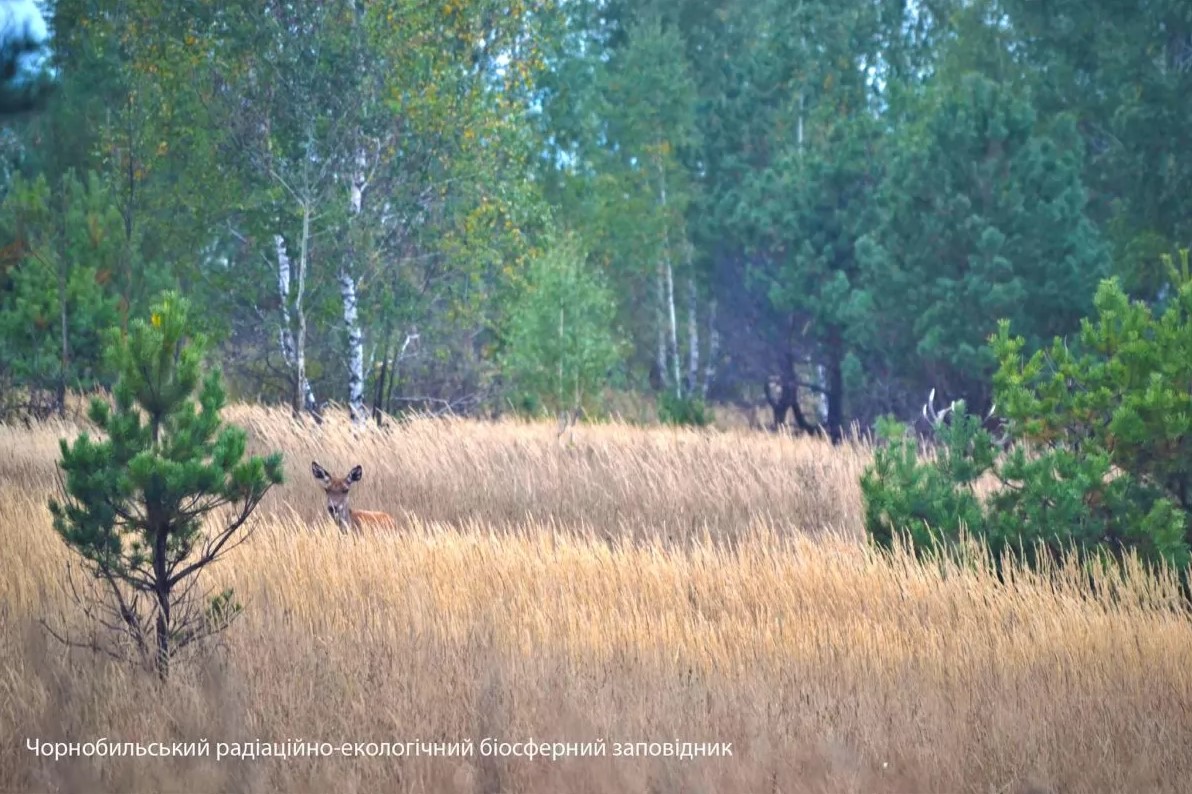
311,461,363,531
311,461,397,532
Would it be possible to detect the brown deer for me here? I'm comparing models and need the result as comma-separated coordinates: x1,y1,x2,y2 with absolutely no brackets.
311,461,396,532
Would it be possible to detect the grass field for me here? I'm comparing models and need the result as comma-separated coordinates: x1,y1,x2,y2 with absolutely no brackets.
2,406,1191,793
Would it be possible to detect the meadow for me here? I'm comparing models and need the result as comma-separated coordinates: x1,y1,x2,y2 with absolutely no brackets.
2,406,1191,793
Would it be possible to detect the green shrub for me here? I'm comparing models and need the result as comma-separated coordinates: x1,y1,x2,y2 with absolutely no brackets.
657,392,714,427
862,251,1192,573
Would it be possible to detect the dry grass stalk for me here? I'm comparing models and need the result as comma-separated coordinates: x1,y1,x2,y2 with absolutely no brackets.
1,405,1190,793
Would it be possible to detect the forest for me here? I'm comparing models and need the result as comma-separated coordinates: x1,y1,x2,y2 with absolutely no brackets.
1,0,1187,435
4,4,1192,792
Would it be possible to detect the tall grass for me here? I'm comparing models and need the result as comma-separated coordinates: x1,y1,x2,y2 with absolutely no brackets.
2,407,1190,793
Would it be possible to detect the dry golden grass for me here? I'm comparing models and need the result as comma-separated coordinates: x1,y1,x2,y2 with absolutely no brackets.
2,406,1192,793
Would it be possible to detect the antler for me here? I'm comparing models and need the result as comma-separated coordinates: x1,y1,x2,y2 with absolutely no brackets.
921,388,958,429
923,389,1013,448
984,401,1013,449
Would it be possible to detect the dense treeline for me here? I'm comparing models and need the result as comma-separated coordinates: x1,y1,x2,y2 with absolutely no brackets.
0,0,1188,433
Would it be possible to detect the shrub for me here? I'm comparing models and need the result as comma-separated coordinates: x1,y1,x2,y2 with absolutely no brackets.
657,392,714,427
862,251,1192,573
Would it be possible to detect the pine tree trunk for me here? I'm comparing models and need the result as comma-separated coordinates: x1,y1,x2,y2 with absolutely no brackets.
152,520,170,680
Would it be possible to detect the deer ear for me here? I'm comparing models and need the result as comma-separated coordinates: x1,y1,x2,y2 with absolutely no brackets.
348,465,363,483
312,461,330,482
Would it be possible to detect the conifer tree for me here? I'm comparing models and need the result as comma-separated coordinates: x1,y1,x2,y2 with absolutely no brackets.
48,292,284,678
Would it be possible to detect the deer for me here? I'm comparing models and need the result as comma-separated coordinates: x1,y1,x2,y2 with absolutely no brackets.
311,461,397,533
921,388,1011,450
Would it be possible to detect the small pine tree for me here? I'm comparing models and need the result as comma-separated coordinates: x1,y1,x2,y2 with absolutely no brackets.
48,292,284,678
862,251,1192,575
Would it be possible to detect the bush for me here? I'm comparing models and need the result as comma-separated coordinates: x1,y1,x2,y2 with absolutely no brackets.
862,252,1192,573
657,392,714,427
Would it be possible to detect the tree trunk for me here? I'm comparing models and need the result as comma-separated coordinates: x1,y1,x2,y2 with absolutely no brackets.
383,329,418,415
372,328,391,425
274,232,316,415
295,201,314,414
815,363,829,424
686,277,699,396
343,145,368,425
701,298,718,400
339,268,366,423
57,254,68,418
665,259,680,398
655,264,668,392
764,375,791,430
824,331,846,444
658,165,681,399
152,519,170,680
766,346,819,435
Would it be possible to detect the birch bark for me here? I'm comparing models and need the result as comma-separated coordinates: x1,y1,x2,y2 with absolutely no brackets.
274,230,317,414
342,145,368,424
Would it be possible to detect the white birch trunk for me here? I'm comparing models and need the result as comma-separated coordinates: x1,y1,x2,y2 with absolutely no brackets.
339,269,365,422
275,234,295,364
275,232,316,414
658,159,681,399
655,263,668,391
342,145,368,424
295,202,314,413
664,259,680,399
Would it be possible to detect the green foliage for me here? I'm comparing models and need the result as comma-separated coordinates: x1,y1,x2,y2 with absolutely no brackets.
4,0,1186,429
500,234,624,415
540,11,703,386
859,73,1109,410
988,0,1192,295
48,292,284,677
0,170,122,414
861,414,988,553
863,254,1192,573
656,392,713,427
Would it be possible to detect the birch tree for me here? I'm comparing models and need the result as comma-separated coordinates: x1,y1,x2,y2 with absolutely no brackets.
596,15,715,404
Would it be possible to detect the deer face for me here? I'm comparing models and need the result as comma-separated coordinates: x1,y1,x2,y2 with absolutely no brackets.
312,461,363,530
